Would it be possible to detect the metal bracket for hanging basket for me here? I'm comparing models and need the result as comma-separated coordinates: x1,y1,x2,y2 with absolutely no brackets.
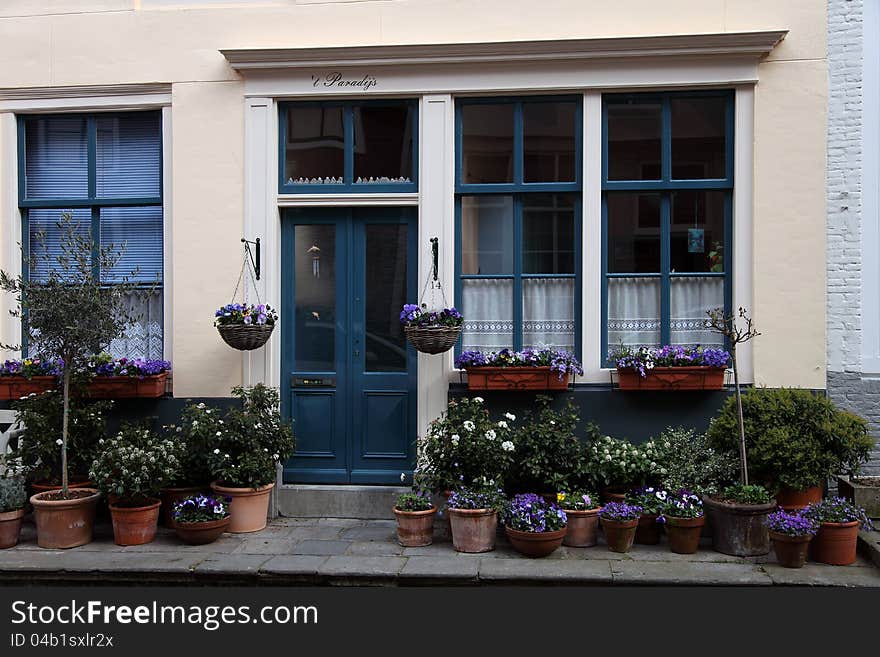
242,237,260,281
404,236,462,355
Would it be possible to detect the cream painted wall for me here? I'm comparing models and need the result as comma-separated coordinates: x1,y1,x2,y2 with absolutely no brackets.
0,0,828,394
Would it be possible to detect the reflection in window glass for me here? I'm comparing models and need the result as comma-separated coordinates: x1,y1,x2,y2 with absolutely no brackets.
285,106,344,185
606,101,661,180
523,102,577,182
606,192,661,273
671,97,726,179
522,194,575,274
670,190,725,273
461,104,514,184
294,224,336,371
364,224,408,372
460,195,514,274
353,105,413,184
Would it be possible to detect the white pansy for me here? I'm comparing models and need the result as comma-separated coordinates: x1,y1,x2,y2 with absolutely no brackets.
474,397,484,403
197,403,206,409
549,420,556,426
215,431,222,437
55,438,62,446
504,413,516,421
497,420,508,429
501,441,515,452
485,430,496,441
463,421,475,432
451,436,460,446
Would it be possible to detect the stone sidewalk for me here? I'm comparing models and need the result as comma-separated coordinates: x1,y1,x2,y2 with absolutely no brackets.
1,516,879,587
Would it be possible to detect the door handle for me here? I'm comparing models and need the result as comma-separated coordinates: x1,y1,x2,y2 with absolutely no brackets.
354,349,360,357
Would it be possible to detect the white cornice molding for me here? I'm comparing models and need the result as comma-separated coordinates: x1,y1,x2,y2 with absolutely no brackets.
0,83,172,113
0,83,172,101
222,31,788,71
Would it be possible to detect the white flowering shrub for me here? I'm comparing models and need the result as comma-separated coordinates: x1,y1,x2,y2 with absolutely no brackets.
653,427,738,496
586,435,665,489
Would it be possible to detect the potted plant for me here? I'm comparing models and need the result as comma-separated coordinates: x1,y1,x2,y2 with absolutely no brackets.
0,474,27,549
801,498,874,566
393,489,436,547
765,509,819,569
503,493,568,558
657,489,705,554
837,475,880,520
446,483,505,553
703,484,775,556
557,490,602,547
207,384,295,533
214,302,277,351
613,344,730,391
90,425,180,546
1,213,143,549
587,435,664,503
455,347,583,391
0,358,60,399
400,302,463,355
86,353,171,398
599,501,642,553
653,427,739,500
625,487,667,545
172,493,231,545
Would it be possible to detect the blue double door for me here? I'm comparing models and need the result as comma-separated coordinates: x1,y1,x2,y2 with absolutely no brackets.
281,207,418,484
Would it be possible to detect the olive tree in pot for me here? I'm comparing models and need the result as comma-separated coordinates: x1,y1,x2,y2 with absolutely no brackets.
0,212,144,549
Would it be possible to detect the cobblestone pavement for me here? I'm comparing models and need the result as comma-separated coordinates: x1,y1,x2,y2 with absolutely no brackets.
1,516,878,586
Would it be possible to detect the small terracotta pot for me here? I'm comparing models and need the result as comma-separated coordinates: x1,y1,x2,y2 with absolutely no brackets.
600,516,638,553
506,526,567,558
393,506,437,547
109,498,161,546
160,485,209,528
635,513,662,545
30,488,101,549
210,481,274,533
174,517,231,545
562,507,601,547
448,507,497,553
812,521,860,566
665,515,705,554
775,485,823,511
601,486,628,505
0,508,25,549
770,531,812,568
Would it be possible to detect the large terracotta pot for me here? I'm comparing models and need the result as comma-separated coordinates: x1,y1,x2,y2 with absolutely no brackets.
30,488,100,549
600,517,638,553
210,481,274,533
506,526,567,558
31,477,94,495
769,531,812,568
109,498,161,546
665,515,705,554
448,508,497,553
0,508,25,549
775,485,823,511
635,513,662,545
174,517,231,545
160,485,209,527
393,506,437,547
703,495,775,556
811,521,860,566
562,508,601,547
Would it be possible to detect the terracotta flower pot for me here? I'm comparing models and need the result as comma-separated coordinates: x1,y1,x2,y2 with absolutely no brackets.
703,495,775,556
393,506,437,547
635,513,662,545
30,477,94,495
506,526,567,558
600,516,638,553
448,507,497,553
109,498,161,546
811,521,860,566
30,488,100,549
775,485,823,511
769,531,812,568
160,485,209,528
174,517,231,545
562,508,601,547
0,508,25,549
210,481,274,533
665,515,705,554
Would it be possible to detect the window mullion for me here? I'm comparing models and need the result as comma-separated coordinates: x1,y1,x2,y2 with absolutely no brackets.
660,193,671,346
661,97,671,184
91,206,101,282
343,104,354,185
87,116,97,199
513,102,524,185
513,195,523,351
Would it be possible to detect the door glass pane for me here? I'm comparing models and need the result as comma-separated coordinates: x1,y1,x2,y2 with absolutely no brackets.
607,192,661,273
365,224,408,373
606,101,662,180
523,101,577,182
671,96,726,179
671,190,726,273
294,224,336,371
285,106,344,185
523,278,575,351
460,195,514,274
353,104,414,184
460,104,514,184
96,112,161,198
461,278,513,351
607,276,661,355
522,193,575,274
24,116,89,199
670,277,725,347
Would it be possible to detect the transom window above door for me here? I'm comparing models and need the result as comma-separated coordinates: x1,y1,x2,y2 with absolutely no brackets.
279,100,418,193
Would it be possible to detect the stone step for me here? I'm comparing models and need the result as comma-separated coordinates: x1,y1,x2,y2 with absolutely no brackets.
277,484,408,520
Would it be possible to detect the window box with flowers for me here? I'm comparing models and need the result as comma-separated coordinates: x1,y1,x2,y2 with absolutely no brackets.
85,354,171,398
0,359,61,399
612,345,730,391
455,348,583,391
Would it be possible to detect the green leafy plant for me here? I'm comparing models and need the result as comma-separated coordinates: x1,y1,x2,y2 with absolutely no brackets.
586,435,664,489
164,401,223,487
0,476,27,513
395,490,434,512
707,387,873,492
657,490,704,519
446,481,506,512
555,490,600,511
652,427,738,497
625,486,668,515
719,483,772,506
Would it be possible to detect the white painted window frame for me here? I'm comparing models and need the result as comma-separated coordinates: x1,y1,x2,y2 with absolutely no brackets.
863,0,880,374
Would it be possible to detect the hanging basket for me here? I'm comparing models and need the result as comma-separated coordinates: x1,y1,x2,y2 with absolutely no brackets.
217,324,275,351
404,324,462,355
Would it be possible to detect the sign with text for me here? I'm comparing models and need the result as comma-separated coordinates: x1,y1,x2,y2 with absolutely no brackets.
311,72,378,91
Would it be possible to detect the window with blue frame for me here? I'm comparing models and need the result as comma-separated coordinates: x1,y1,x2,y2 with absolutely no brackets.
602,91,733,362
455,97,582,355
18,111,164,360
279,100,418,193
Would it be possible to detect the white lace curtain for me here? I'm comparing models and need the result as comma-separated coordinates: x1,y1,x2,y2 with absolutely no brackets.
108,289,164,360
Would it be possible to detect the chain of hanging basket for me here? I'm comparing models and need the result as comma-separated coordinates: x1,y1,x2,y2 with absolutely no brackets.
404,238,463,355
216,242,275,352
